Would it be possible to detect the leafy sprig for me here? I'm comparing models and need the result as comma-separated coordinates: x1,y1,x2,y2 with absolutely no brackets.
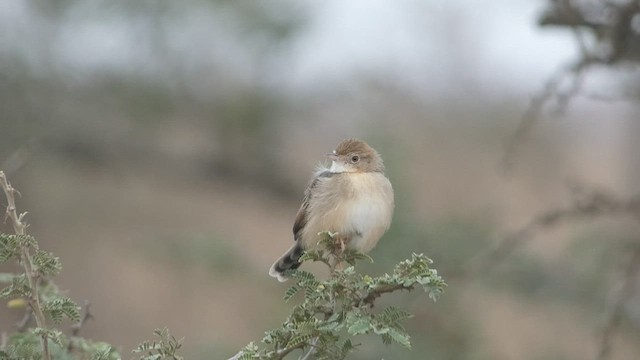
231,231,446,360
1,171,183,360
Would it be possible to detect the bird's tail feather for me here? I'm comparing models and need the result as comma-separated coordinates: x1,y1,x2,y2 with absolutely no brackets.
269,242,304,282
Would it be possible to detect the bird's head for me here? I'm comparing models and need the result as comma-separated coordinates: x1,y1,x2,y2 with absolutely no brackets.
327,138,385,173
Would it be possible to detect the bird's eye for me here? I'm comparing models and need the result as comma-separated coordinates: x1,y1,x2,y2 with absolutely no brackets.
350,155,360,163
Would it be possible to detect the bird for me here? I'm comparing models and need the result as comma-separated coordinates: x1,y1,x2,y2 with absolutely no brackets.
269,138,394,282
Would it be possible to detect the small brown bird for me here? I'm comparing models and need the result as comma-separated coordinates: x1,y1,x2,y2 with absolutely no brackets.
269,138,394,282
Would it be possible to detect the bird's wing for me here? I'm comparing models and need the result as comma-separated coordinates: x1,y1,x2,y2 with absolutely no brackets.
292,170,334,242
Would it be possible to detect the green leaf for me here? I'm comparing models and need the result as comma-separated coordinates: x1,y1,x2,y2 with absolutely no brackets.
373,326,389,335
43,297,81,323
286,333,314,348
229,234,445,358
0,272,15,283
283,285,299,302
347,318,371,335
32,250,62,277
387,327,411,348
380,306,413,323
0,274,30,299
299,249,325,263
32,327,65,347
132,328,183,360
289,270,315,282
16,234,37,248
0,234,20,264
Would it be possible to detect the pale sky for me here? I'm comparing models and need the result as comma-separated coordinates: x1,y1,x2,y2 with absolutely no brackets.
0,0,578,96
283,0,577,95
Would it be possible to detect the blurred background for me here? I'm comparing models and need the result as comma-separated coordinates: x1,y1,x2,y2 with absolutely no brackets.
1,0,640,359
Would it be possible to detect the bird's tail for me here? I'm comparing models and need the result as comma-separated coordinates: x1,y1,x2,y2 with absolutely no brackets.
269,242,304,282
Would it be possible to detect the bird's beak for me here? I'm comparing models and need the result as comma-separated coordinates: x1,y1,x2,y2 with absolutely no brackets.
326,153,339,161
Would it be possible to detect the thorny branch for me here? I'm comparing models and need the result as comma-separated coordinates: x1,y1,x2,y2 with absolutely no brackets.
0,171,51,360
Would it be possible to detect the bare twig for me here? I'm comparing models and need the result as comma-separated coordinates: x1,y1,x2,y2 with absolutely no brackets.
595,243,640,360
466,188,640,275
502,57,592,170
15,307,33,332
67,301,94,352
0,171,50,360
70,301,94,337
298,337,319,360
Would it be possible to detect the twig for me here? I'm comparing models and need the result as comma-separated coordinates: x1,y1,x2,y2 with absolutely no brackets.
360,284,414,307
0,171,50,360
227,342,306,360
67,301,94,352
595,243,640,360
70,301,93,336
15,307,33,332
502,58,591,170
298,337,319,360
465,189,640,275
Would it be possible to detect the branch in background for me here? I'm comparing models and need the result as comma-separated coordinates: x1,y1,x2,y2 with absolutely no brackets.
459,183,640,359
67,301,94,352
596,243,640,360
15,307,33,332
0,171,51,360
502,57,591,170
503,0,640,170
465,187,640,275
70,301,94,337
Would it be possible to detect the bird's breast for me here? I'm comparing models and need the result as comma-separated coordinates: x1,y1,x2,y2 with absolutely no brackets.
302,172,394,252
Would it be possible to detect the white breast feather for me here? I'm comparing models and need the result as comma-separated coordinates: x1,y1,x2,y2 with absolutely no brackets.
342,173,393,252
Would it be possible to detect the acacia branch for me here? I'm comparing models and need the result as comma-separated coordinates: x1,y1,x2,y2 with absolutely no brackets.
0,171,50,360
360,284,414,307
